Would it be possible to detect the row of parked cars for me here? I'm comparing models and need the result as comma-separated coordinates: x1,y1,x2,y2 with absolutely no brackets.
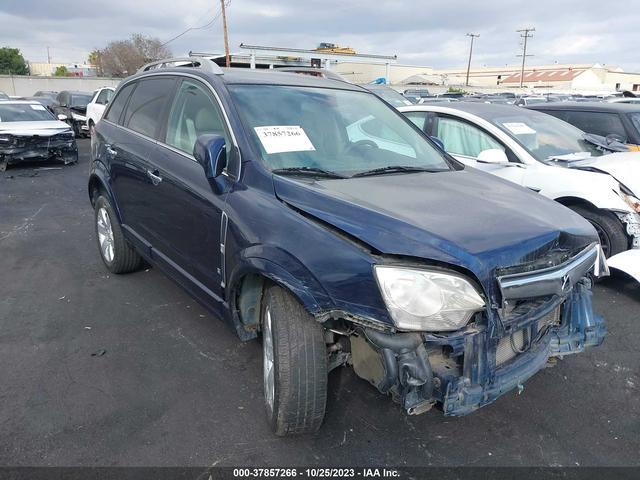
79,56,636,436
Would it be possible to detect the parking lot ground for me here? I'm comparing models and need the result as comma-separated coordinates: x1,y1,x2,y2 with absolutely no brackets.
0,139,639,467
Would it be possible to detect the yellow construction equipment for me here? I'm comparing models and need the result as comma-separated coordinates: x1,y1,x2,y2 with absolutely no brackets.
315,43,356,55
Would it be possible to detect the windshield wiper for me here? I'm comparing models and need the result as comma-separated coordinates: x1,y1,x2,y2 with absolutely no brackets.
271,166,347,179
352,165,443,177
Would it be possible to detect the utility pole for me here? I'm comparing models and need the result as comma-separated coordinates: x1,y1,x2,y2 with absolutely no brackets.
465,33,479,87
47,46,51,64
220,0,230,67
516,27,535,88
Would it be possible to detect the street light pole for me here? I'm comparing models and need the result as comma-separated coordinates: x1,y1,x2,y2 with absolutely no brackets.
465,33,479,87
517,27,535,88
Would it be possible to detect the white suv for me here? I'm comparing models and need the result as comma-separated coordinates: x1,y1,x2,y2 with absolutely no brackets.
86,87,115,135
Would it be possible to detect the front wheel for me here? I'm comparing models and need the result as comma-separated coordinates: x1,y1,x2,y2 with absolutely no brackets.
570,205,628,257
261,285,328,436
94,195,143,273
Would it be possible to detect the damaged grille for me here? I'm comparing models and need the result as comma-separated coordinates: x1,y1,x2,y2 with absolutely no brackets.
495,305,561,367
15,132,74,148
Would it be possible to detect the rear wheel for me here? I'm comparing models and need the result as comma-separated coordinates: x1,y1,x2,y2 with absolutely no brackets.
261,285,328,436
89,120,96,137
94,195,142,273
570,205,628,257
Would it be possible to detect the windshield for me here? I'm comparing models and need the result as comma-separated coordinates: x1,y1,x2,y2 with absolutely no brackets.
228,85,453,177
0,104,55,122
489,110,604,161
70,94,92,107
367,86,412,107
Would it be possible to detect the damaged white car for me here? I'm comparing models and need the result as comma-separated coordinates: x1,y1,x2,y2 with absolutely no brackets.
0,100,78,171
398,103,640,281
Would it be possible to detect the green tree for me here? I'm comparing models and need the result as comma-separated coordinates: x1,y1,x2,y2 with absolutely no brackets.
88,49,104,76
54,65,69,77
0,47,29,75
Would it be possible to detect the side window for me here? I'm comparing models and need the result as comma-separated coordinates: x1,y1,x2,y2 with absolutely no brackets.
564,111,627,141
104,83,135,124
123,77,175,138
165,79,229,155
435,116,505,157
404,111,437,136
96,89,113,105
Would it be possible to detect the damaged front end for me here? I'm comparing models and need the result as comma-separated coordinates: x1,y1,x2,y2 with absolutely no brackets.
348,243,608,416
0,131,78,171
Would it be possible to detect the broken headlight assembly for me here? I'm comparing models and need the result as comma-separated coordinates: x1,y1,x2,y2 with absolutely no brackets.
71,112,86,122
374,266,485,332
0,134,13,144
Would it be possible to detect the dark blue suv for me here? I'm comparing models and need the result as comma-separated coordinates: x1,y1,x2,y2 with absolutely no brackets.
88,56,607,436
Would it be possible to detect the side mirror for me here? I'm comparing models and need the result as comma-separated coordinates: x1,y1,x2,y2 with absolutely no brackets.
477,148,509,164
606,133,626,145
430,136,445,151
57,114,68,121
193,134,227,179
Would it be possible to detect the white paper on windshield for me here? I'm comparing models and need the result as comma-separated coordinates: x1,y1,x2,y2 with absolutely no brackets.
254,126,316,154
502,122,536,135
30,104,46,111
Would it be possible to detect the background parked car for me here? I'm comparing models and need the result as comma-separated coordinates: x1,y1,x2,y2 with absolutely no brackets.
33,90,58,100
0,100,78,171
86,87,115,136
526,101,640,150
53,90,94,137
403,88,431,103
514,96,548,106
363,84,413,107
399,102,640,277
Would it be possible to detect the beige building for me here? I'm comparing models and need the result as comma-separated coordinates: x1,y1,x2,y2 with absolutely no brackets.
334,61,640,94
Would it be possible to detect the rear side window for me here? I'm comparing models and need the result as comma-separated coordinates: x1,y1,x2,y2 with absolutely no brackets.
123,78,175,138
563,111,627,141
104,83,135,124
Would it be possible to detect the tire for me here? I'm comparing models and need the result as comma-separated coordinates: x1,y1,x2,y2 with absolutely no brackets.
261,285,328,436
94,195,143,274
570,205,628,257
89,121,95,137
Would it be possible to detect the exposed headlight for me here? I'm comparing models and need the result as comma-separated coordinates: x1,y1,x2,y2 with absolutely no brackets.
0,134,12,143
622,193,640,213
71,112,86,121
374,266,485,331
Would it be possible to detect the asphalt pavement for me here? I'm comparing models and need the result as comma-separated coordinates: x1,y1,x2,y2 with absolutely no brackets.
0,139,638,467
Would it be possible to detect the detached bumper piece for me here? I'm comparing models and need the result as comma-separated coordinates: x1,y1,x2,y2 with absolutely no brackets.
0,132,78,170
351,244,606,416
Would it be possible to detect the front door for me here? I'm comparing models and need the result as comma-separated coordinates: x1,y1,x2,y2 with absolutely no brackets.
143,78,234,299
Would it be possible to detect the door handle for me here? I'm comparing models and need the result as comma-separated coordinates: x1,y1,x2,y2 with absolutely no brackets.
105,144,117,156
146,169,163,186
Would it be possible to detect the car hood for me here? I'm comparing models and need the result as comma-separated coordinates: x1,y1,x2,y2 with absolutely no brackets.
572,151,640,195
273,169,598,295
0,121,72,136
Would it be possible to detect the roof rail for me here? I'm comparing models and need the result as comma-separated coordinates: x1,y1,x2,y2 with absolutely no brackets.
138,56,224,74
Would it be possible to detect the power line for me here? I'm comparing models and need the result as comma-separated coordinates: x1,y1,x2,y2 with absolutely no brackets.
161,3,228,47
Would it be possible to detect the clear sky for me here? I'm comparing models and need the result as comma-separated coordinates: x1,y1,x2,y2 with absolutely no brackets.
2,0,638,71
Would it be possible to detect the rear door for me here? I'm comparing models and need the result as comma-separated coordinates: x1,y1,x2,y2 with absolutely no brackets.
142,77,234,299
105,77,177,250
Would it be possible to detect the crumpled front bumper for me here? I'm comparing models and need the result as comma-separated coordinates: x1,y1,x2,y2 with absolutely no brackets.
441,282,605,416
0,137,78,169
